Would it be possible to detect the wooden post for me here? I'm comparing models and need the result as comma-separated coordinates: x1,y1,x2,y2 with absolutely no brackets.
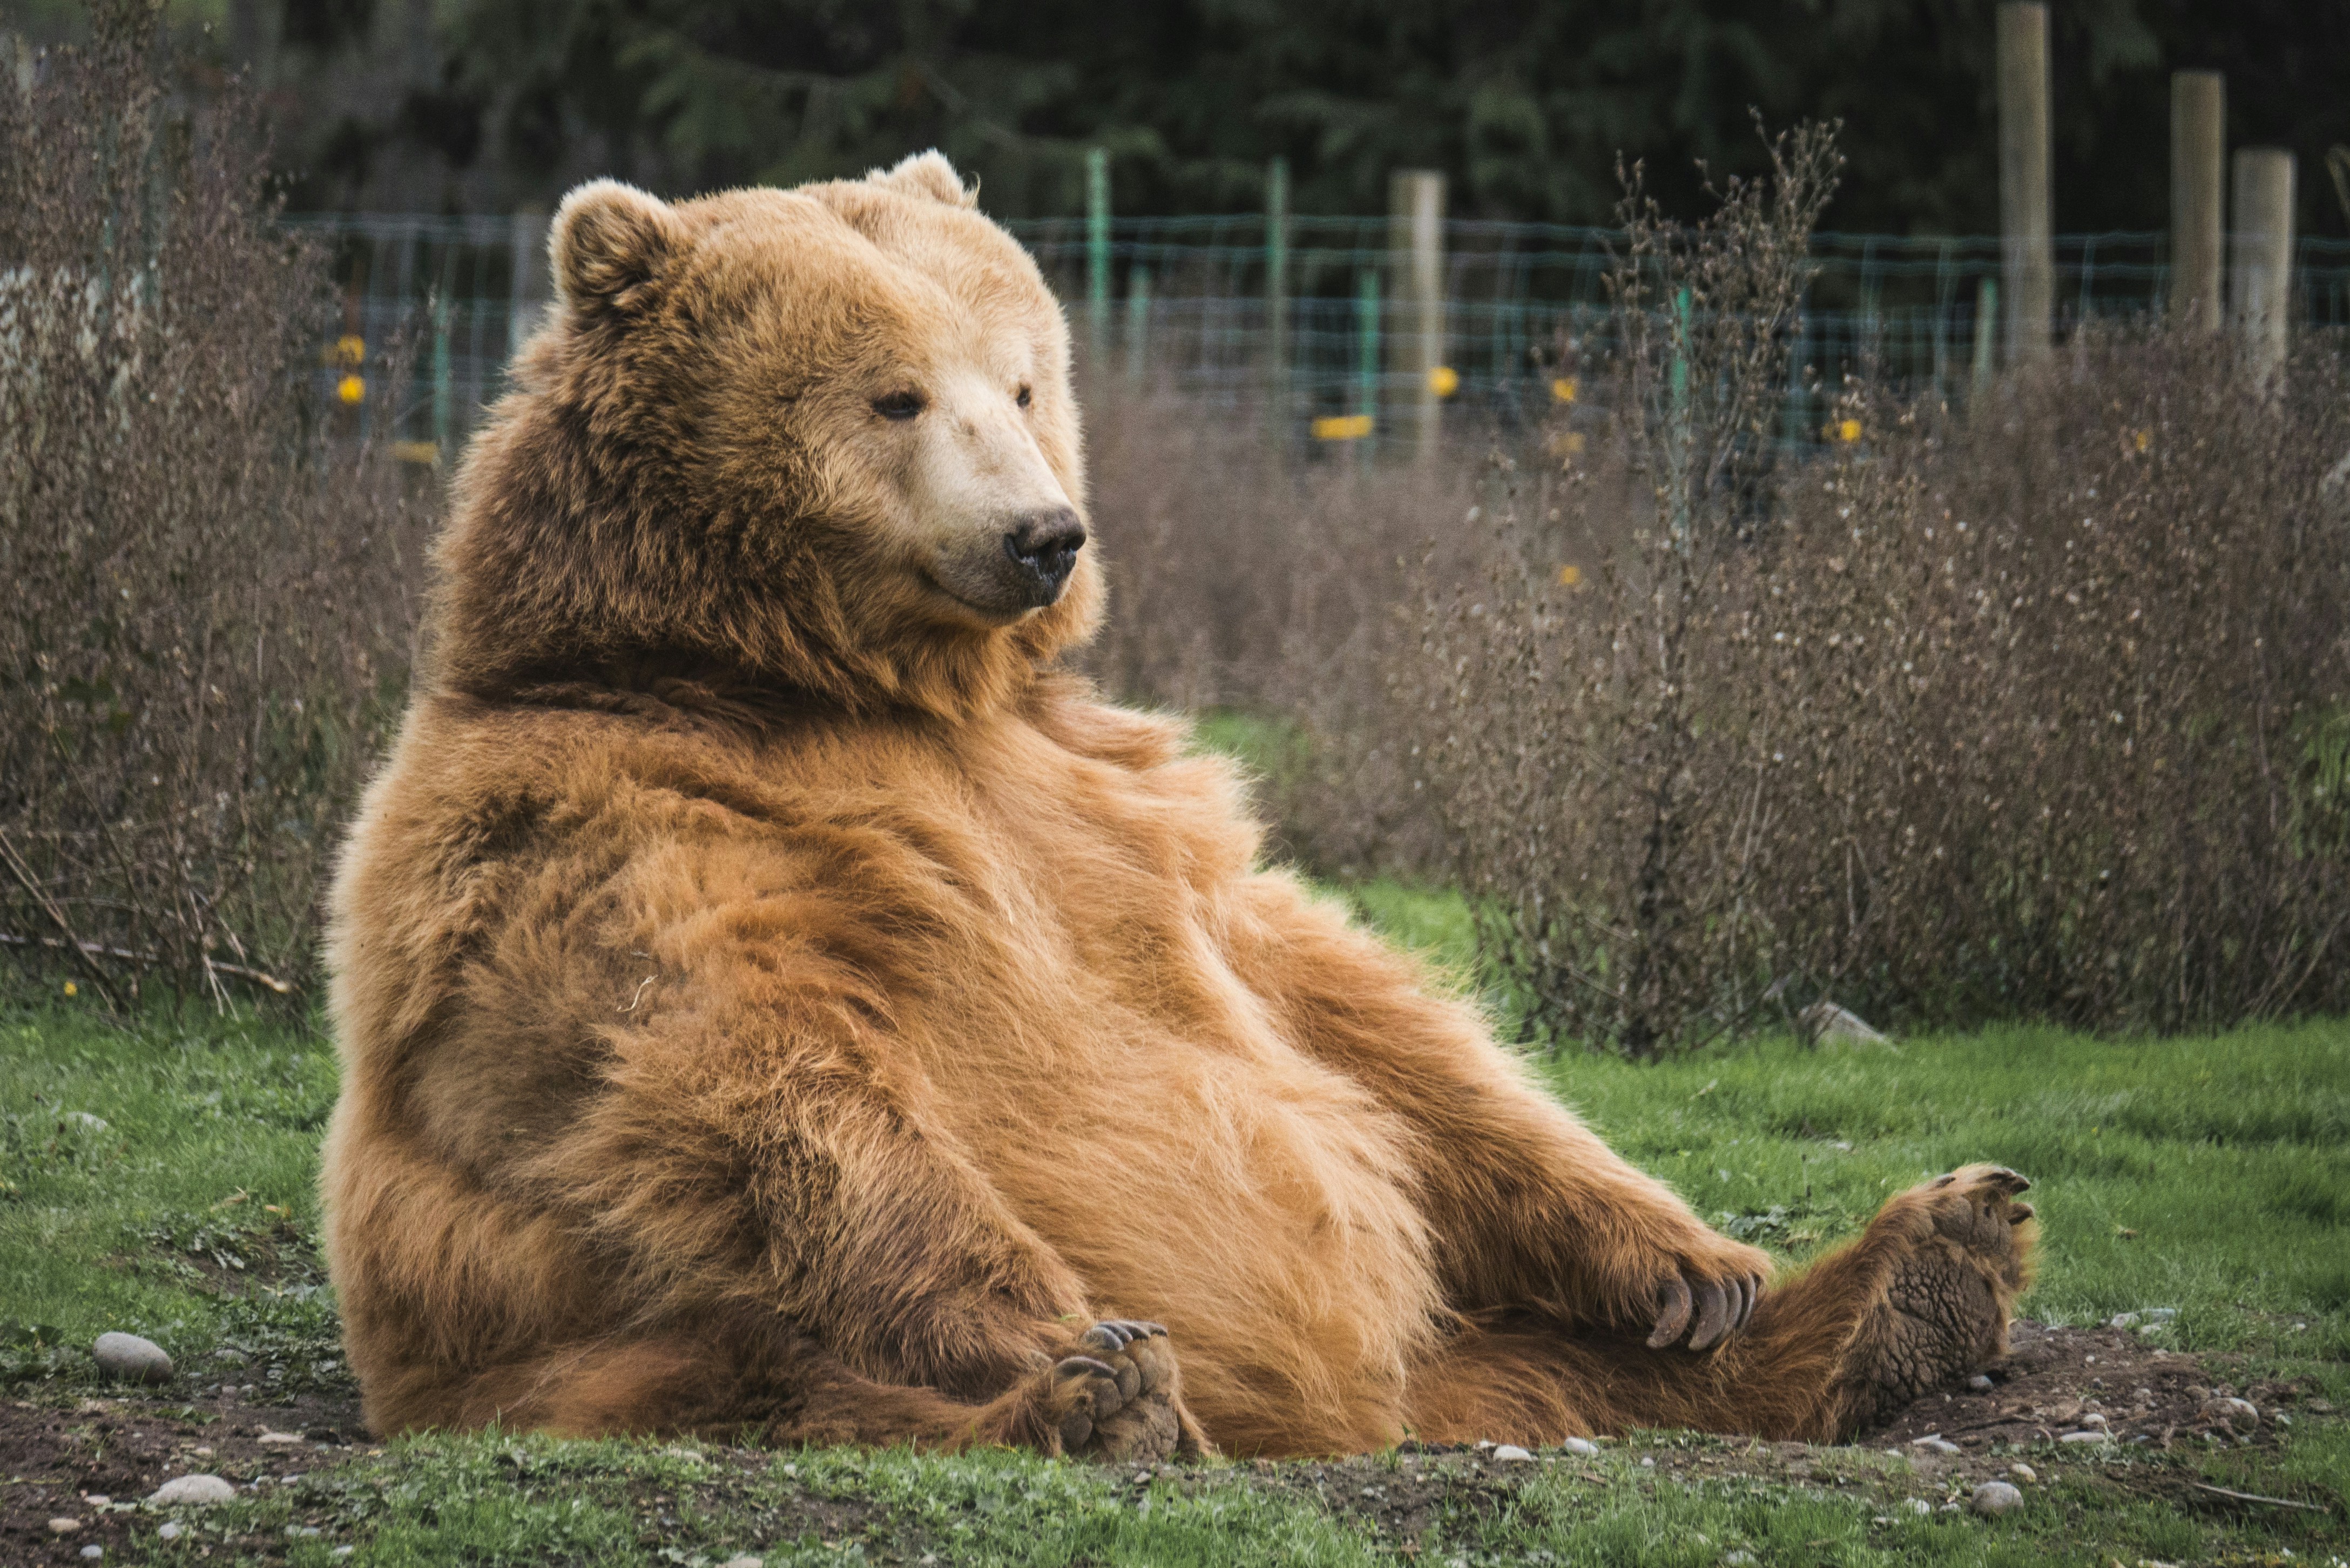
1265,157,1291,443
1996,3,2052,366
1388,169,1446,462
508,208,548,352
2169,71,2225,331
1085,147,1111,356
2230,148,2296,384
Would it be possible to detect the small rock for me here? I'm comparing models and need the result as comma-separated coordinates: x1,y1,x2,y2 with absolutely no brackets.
2008,1463,2037,1483
256,1430,304,1445
2202,1396,2259,1432
2057,1429,2111,1444
2079,1412,2109,1429
1970,1481,2024,1517
1800,1001,1890,1046
1561,1437,1599,1456
1474,1438,1496,1451
158,1522,184,1542
81,1549,104,1562
150,1474,238,1506
719,1558,765,1568
1724,1552,1757,1566
83,1495,111,1506
64,1111,109,1133
1910,1436,1960,1455
91,1332,173,1384
50,1518,83,1535
1966,1374,1994,1391
1903,1498,1933,1516
1491,1444,1534,1462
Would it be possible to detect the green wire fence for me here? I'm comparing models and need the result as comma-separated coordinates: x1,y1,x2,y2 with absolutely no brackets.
287,212,2350,464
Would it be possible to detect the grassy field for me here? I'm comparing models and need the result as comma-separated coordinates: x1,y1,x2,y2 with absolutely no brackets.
4,891,2348,1563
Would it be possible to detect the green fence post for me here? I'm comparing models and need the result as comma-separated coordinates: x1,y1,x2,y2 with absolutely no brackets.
1265,156,1290,445
1972,275,1998,392
1670,285,1691,544
1086,148,1111,357
431,292,453,461
1355,267,1381,465
1125,264,1152,386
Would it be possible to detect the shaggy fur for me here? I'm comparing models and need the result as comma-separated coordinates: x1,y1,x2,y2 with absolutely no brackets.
320,152,2036,1460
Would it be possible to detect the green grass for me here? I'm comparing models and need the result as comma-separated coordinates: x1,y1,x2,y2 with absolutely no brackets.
5,949,2348,1562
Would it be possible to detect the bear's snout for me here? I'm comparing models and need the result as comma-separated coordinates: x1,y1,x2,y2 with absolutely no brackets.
1003,508,1088,603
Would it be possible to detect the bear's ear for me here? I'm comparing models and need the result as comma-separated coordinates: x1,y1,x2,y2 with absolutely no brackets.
866,150,977,209
550,179,685,317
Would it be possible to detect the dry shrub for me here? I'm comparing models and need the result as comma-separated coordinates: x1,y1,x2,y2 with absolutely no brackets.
1082,382,1481,877
1414,127,1840,1055
0,10,430,1009
1416,129,2350,1051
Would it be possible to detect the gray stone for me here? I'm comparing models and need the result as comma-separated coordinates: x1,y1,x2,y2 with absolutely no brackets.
2202,1396,2259,1432
1491,1444,1534,1463
1561,1437,1599,1456
1902,1498,1932,1516
49,1518,82,1535
2007,1463,2037,1483
64,1111,109,1134
2057,1429,2111,1444
1800,1001,1890,1046
149,1474,238,1507
1910,1436,1960,1455
719,1558,765,1568
1969,1481,2024,1516
80,1548,104,1562
91,1332,172,1384
1967,1374,1995,1391
157,1523,184,1542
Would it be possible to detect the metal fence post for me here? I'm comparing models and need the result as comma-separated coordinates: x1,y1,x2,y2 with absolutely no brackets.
1972,276,1998,392
2231,148,2296,386
1997,2,2053,366
1265,156,1290,443
1086,148,1111,357
1355,267,1381,465
2170,71,2225,331
1125,264,1152,386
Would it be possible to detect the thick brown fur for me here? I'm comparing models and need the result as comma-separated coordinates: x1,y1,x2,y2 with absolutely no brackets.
321,152,2037,1460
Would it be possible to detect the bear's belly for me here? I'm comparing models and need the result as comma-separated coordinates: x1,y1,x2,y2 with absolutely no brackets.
925,1019,1443,1455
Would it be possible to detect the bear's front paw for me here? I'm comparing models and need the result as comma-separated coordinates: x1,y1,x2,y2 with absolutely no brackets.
1029,1320,1210,1463
1640,1240,1773,1352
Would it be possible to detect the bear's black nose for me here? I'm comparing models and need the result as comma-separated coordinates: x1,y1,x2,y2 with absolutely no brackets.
1003,509,1087,596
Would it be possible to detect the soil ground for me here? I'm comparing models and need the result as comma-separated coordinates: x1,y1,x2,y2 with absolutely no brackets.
3,1320,2329,1566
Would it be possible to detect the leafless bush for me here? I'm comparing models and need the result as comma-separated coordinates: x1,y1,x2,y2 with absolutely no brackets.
1414,124,2350,1051
1082,386,1482,877
0,9,431,1010
1414,126,1841,1055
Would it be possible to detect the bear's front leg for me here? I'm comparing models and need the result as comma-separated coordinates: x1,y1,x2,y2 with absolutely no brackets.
1222,872,1768,1350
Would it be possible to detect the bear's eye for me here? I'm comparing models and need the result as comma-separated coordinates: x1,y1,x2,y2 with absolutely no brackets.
1015,384,1032,409
871,390,926,422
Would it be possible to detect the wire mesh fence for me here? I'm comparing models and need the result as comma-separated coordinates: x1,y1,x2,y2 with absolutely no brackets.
292,211,2350,463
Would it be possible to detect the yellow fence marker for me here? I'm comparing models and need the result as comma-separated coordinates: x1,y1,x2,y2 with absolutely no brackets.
1551,376,1577,403
1312,413,1374,441
1427,366,1459,397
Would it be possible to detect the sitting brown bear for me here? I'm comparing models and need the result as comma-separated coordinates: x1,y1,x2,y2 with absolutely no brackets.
320,152,2035,1461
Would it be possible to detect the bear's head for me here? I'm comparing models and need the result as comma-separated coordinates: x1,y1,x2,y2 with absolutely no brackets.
429,151,1100,719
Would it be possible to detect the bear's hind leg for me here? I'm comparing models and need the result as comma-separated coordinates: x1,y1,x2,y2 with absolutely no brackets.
1403,1165,2036,1445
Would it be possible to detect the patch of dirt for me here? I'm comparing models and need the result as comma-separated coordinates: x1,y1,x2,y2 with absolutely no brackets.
0,1385,366,1566
1868,1317,2311,1469
0,1320,2326,1563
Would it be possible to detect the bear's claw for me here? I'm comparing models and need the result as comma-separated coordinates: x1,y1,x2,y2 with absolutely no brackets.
1034,1320,1203,1462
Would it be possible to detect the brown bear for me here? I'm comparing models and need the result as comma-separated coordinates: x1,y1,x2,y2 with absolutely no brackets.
319,151,2035,1461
